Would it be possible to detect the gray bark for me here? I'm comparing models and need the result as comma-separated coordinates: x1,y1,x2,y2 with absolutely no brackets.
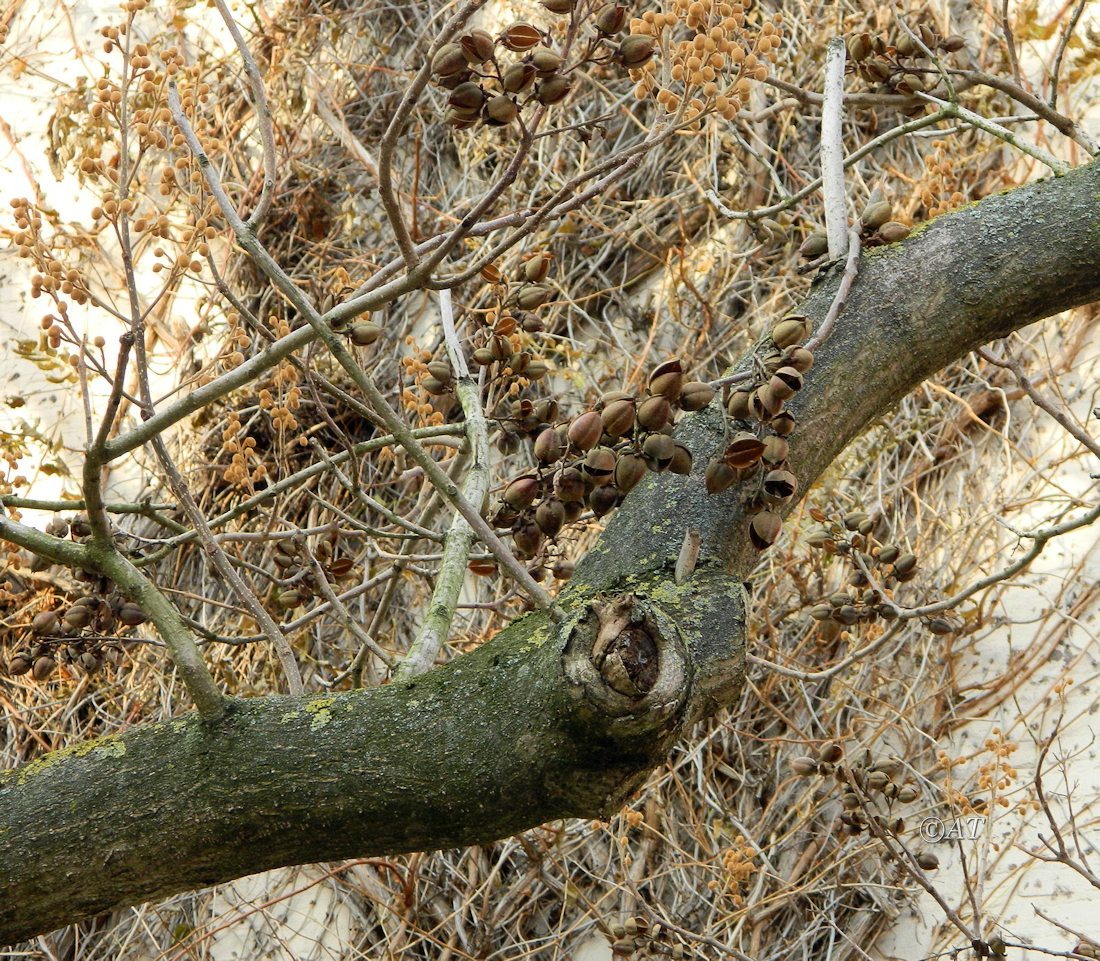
2,159,1099,944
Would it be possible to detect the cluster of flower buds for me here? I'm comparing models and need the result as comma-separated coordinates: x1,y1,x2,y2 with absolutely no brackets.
846,19,966,112
492,357,715,570
803,505,962,640
707,317,814,550
789,742,939,862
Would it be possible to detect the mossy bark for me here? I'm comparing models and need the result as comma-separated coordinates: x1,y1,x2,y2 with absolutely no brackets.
2,159,1100,944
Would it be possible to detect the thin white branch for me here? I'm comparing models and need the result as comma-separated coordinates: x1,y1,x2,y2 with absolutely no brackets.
821,37,849,260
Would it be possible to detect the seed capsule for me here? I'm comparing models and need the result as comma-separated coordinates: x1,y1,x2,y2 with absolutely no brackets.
350,322,381,346
515,284,552,309
596,4,628,33
669,444,693,475
749,511,782,549
798,232,828,258
915,852,940,870
485,95,519,125
616,35,656,67
535,499,566,537
32,611,60,635
582,446,617,482
679,381,715,411
555,467,587,502
705,459,738,495
432,43,468,77
601,398,636,437
118,602,149,626
784,346,815,373
771,318,807,349
502,62,537,93
862,199,893,229
878,221,911,243
449,81,485,110
536,75,572,104
534,427,565,463
762,469,798,503
648,359,684,399
642,433,677,471
529,47,564,75
790,756,819,776
724,431,766,469
614,454,647,492
637,394,672,431
588,485,620,517
568,410,603,450
727,389,752,419
460,30,495,64
762,435,789,465
31,655,57,681
500,22,542,51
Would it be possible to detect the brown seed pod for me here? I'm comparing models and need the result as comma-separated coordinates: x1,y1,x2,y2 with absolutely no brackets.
784,346,815,373
771,317,808,349
350,322,381,346
555,467,587,502
63,605,94,630
636,394,672,431
847,32,872,60
468,558,497,576
727,389,752,420
513,522,543,558
534,427,565,463
118,602,149,627
536,75,572,105
485,95,519,125
679,381,715,411
596,4,627,33
535,498,566,537
523,252,552,283
422,376,448,396
568,410,604,450
705,459,738,495
878,221,911,243
790,756,819,776
669,444,693,475
472,347,495,366
526,359,549,380
31,610,60,635
614,454,648,493
502,62,537,93
427,360,453,383
448,81,485,110
31,655,57,681
541,0,574,11
588,484,620,517
500,22,542,51
504,475,541,510
600,389,632,407
648,359,684,399
515,284,552,310
894,552,917,576
915,852,940,871
432,43,468,77
616,34,655,66
6,653,33,676
762,469,798,503
583,446,617,481
798,232,829,259
862,199,893,229
601,398,636,437
770,366,803,399
771,411,797,436
460,30,495,64
529,47,564,75
749,511,783,550
642,433,677,471
877,545,900,564
818,740,843,763
761,435,789,465
940,34,966,52
724,431,766,469
752,385,783,420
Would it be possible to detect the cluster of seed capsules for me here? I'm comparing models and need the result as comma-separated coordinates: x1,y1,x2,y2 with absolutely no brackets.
789,742,940,865
269,531,356,611
847,19,966,111
431,3,654,128
802,507,962,640
493,359,716,563
703,316,815,550
605,915,696,958
798,193,913,261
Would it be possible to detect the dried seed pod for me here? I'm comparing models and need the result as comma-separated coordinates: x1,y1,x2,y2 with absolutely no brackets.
915,851,940,870
636,394,672,431
749,511,782,549
449,81,485,110
79,651,102,673
500,22,542,51
504,475,541,510
460,29,496,64
926,617,957,635
771,317,808,349
861,199,893,229
877,545,900,564
473,347,495,366
762,435,789,465
768,366,803,400
588,484,620,517
596,4,628,33
895,32,920,57
614,454,647,493
583,446,617,481
515,284,552,309
843,510,869,531
427,360,453,384
523,252,552,283
601,398,637,437
32,611,60,635
63,606,94,630
529,47,564,75
485,94,519,125
422,376,448,396
798,232,829,258
727,389,752,419
31,655,57,681
432,43,468,77
790,755,819,776
762,469,798,503
555,467,587,502
771,411,797,436
818,741,843,763
46,517,69,537
535,499,566,537
568,410,604,450
648,359,684,399
669,444,693,475
897,784,920,803
751,385,784,419
894,552,917,575
841,792,861,810
810,603,834,620
6,653,32,676
847,32,872,60
513,522,543,558
350,322,381,346
536,75,572,104
806,528,831,548
643,433,677,471
705,459,738,495
940,34,966,52
541,0,574,11
784,346,815,372
878,221,911,243
866,770,890,792
70,515,93,538
118,602,149,626
502,62,537,93
724,431,766,469
534,427,565,463
679,381,715,411
616,35,656,66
